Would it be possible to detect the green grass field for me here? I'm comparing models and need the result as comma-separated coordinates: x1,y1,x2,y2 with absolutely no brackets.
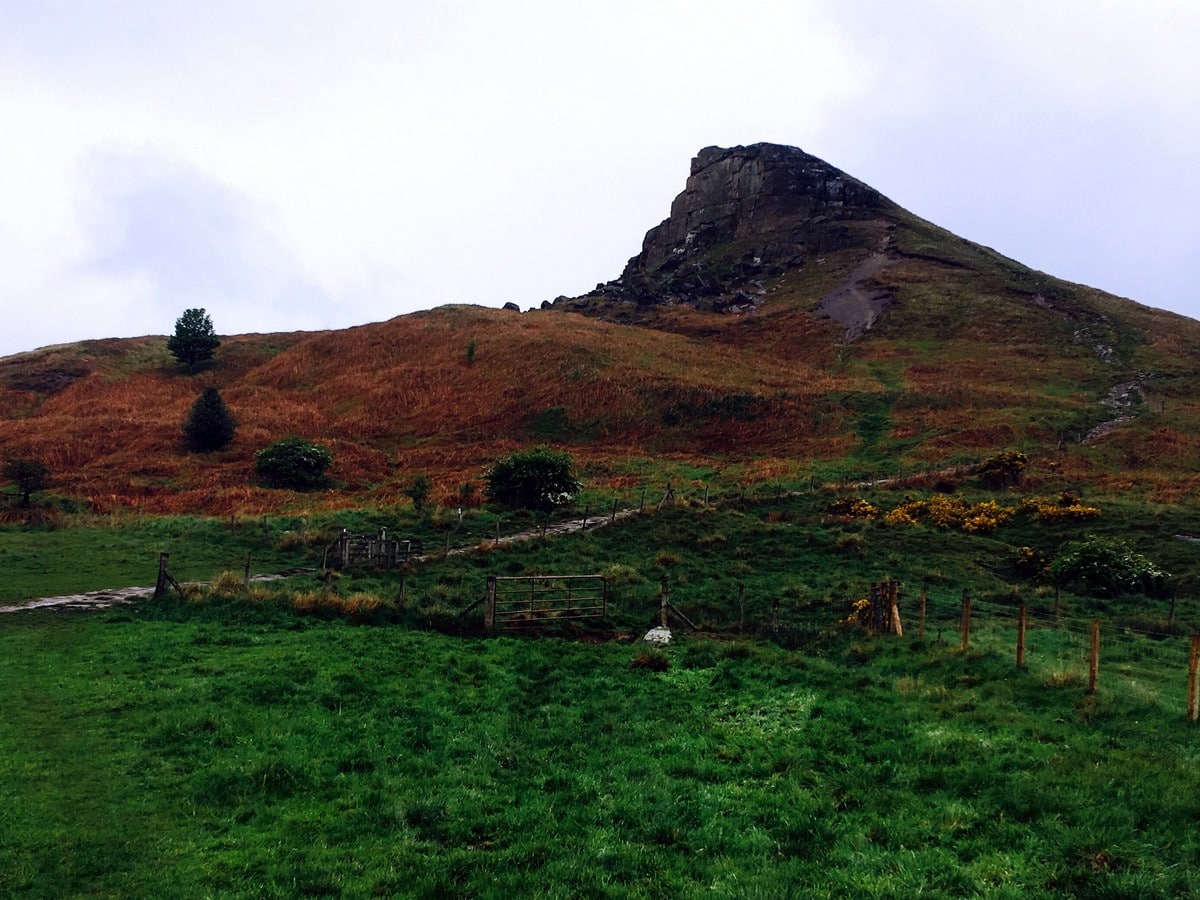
4,606,1200,897
5,488,1200,896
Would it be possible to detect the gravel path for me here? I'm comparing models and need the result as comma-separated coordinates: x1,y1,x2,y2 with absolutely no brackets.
1,508,642,614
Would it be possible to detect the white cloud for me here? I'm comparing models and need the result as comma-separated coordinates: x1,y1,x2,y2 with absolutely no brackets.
0,0,1198,355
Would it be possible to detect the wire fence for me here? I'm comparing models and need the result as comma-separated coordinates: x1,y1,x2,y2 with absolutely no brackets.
905,588,1197,719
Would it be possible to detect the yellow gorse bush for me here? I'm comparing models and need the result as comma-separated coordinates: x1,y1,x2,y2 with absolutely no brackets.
884,495,1098,535
841,597,871,628
826,497,880,519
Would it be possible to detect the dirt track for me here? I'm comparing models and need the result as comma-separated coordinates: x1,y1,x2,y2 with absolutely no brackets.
1,508,642,614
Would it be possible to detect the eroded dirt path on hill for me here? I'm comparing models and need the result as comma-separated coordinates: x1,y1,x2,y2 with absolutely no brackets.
1082,380,1148,444
0,509,642,614
814,233,897,340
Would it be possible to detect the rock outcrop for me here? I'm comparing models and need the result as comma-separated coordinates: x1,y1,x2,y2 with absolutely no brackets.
554,143,897,317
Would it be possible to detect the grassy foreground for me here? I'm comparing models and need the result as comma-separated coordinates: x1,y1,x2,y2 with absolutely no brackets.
4,604,1200,898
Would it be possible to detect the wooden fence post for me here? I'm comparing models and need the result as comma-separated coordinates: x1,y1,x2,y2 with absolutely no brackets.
660,577,669,629
889,581,903,636
738,583,746,634
918,587,927,640
868,582,881,634
243,552,252,589
610,499,618,525
1169,588,1178,629
1089,618,1101,695
960,590,972,651
1017,603,1027,668
484,576,497,631
1188,634,1200,722
154,553,170,600
580,506,589,531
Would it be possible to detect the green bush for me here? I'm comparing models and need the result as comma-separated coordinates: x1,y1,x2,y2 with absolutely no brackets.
1049,536,1168,598
3,458,50,507
182,387,235,452
405,474,432,514
977,450,1028,488
484,446,580,513
255,437,333,490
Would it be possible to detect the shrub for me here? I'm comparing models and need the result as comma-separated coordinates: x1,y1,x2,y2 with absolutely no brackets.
3,457,50,507
1017,495,1101,523
255,437,333,489
182,387,235,452
1014,546,1050,580
977,450,1028,488
274,531,306,552
168,308,220,371
601,563,641,585
1049,536,1168,598
485,446,580,512
208,571,246,600
825,496,879,519
630,648,669,671
405,474,432,514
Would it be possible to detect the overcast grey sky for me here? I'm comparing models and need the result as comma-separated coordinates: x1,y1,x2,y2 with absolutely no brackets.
2,1,1197,357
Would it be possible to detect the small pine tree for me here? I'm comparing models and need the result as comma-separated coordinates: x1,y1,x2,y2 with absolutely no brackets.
183,387,235,452
168,308,220,371
405,474,432,514
3,458,50,507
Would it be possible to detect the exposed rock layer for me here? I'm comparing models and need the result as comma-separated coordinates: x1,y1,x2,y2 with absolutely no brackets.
554,143,896,317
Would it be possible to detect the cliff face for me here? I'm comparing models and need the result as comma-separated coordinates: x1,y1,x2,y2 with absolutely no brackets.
554,143,896,316
636,143,890,273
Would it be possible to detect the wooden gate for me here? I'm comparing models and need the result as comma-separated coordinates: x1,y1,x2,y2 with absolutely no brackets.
483,575,607,631
330,528,422,569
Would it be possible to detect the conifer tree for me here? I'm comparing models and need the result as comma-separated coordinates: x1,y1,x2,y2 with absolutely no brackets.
168,308,220,371
3,458,50,507
183,387,235,452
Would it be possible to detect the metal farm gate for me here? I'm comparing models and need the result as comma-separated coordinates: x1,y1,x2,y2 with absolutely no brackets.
483,575,607,631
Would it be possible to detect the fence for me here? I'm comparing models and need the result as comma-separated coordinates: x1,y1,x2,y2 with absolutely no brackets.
481,575,607,631
328,528,422,569
883,585,1200,721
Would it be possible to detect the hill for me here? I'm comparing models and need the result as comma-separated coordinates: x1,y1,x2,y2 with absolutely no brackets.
3,143,1200,513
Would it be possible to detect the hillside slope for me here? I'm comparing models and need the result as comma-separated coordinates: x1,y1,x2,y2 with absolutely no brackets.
3,144,1200,513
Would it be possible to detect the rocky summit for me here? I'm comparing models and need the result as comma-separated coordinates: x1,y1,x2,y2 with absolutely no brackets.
553,143,896,318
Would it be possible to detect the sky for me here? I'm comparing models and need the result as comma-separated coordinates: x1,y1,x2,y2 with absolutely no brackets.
2,0,1198,357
